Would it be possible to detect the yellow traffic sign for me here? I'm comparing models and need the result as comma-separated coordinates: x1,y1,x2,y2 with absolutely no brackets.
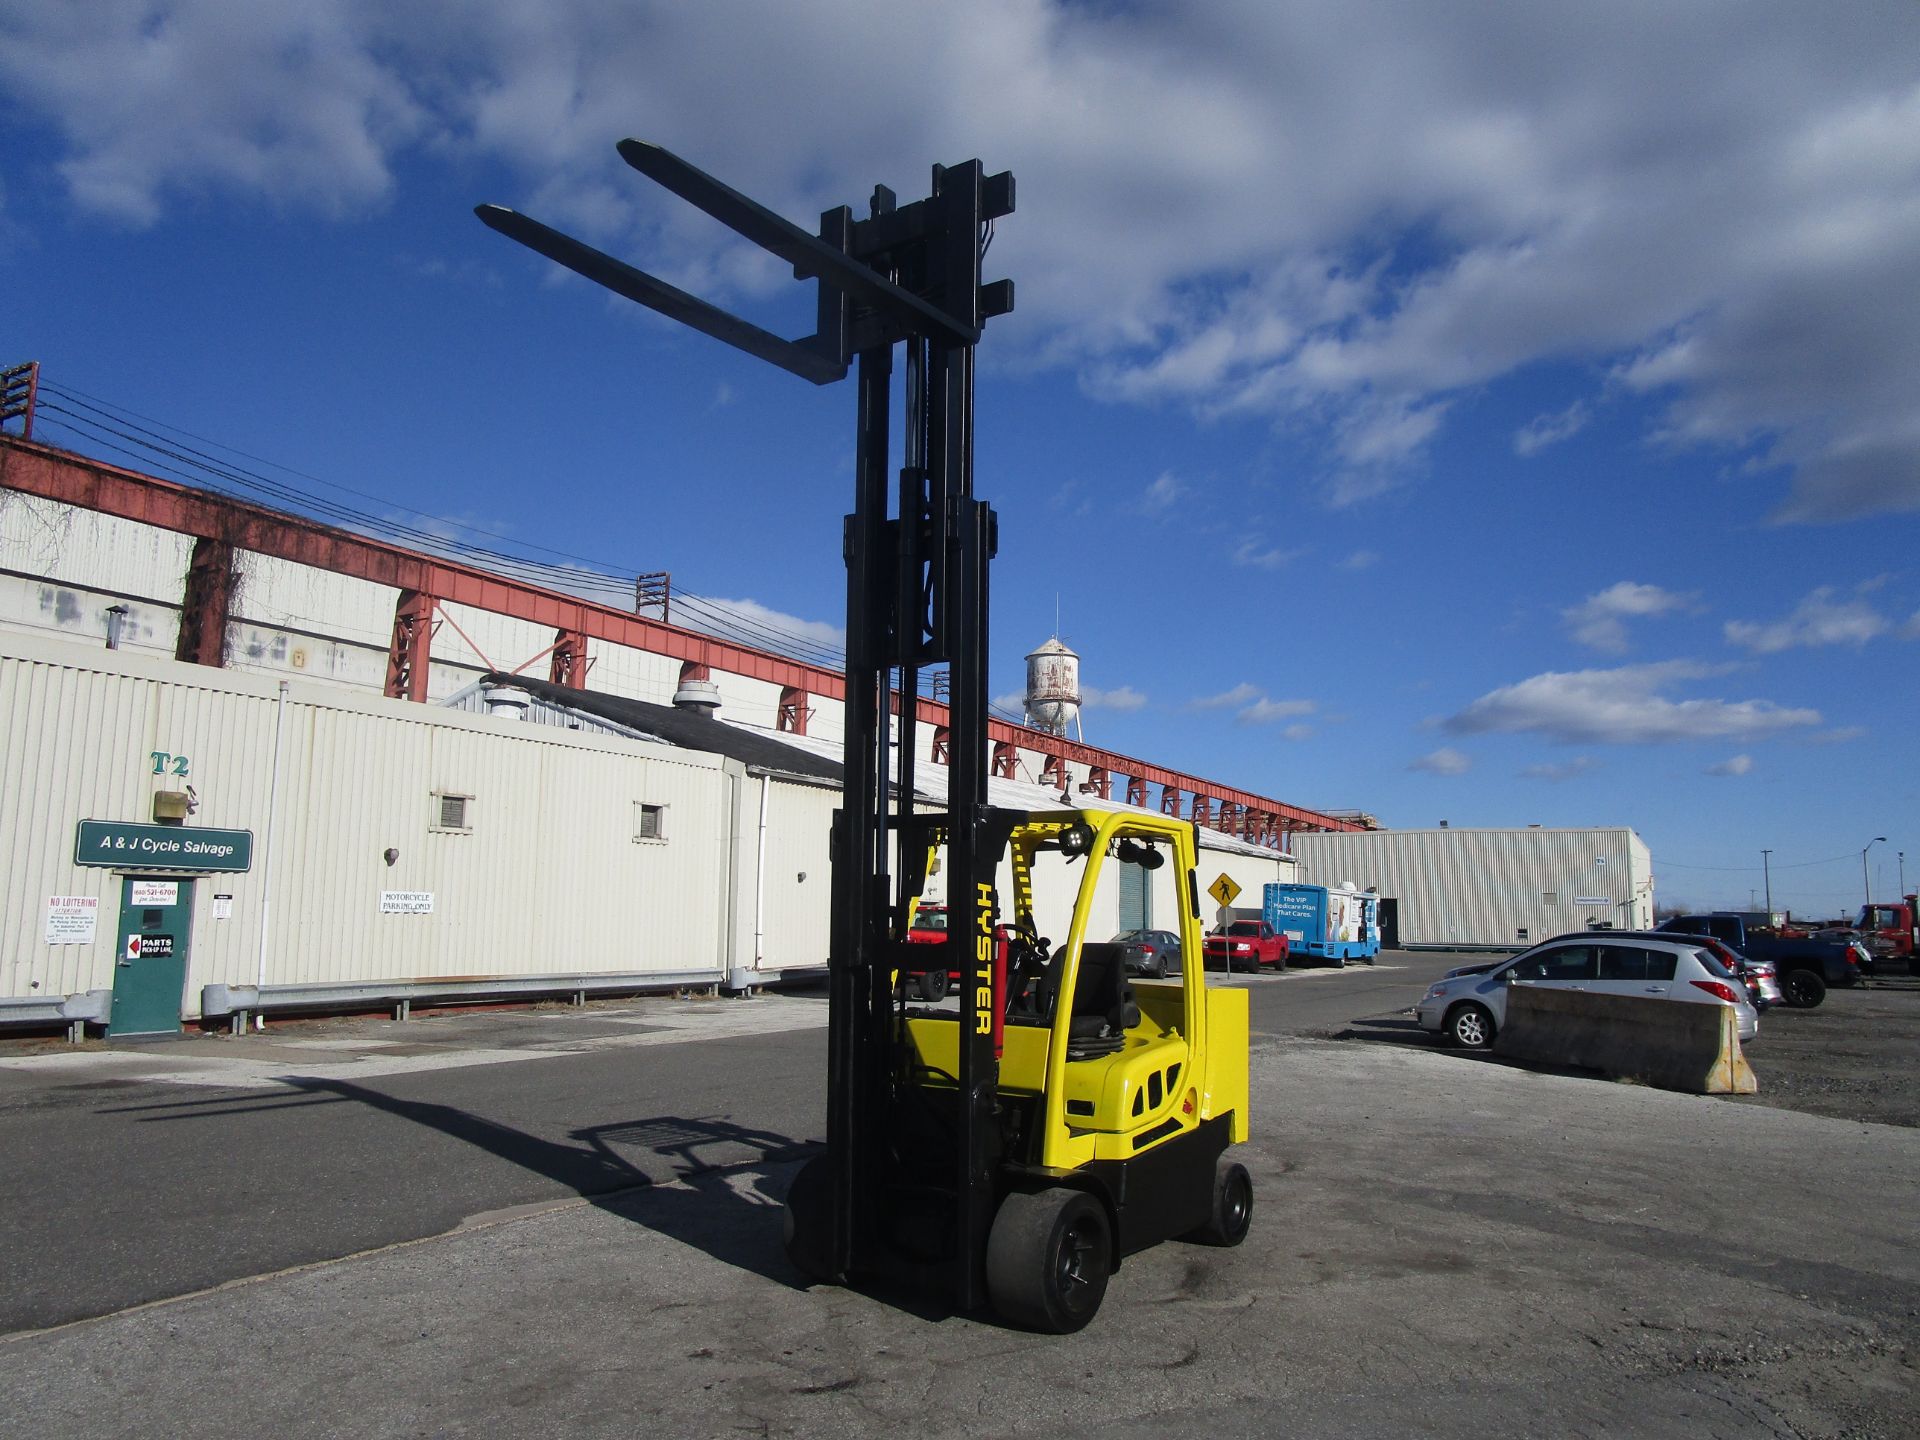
1208,873,1242,908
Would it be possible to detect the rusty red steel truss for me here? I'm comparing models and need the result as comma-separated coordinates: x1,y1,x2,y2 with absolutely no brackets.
0,435,1362,840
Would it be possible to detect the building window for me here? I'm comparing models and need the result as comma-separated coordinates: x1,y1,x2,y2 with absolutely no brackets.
634,803,667,843
432,792,472,832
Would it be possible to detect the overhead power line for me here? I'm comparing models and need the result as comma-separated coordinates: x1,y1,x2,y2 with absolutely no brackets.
1658,851,1867,873
30,377,851,669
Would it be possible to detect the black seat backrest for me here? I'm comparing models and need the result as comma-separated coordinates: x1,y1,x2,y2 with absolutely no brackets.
1072,943,1128,1020
1069,943,1140,1040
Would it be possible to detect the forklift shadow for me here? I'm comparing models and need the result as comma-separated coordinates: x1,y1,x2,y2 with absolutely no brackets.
280,1078,821,1289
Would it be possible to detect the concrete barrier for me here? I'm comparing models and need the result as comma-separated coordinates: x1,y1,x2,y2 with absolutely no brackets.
1493,986,1756,1095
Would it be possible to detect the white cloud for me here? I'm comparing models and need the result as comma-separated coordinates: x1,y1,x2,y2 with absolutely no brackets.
1445,661,1822,745
1341,549,1379,570
1705,754,1754,776
0,3,424,226
680,595,844,652
1191,683,1315,726
1410,747,1472,775
1082,683,1147,712
1231,538,1300,571
1522,756,1599,782
1724,588,1889,653
1903,611,1920,640
5,4,1918,518
1139,471,1183,512
1563,581,1696,653
1514,400,1591,457
1809,725,1867,744
1281,722,1314,742
1238,697,1315,726
1192,683,1262,711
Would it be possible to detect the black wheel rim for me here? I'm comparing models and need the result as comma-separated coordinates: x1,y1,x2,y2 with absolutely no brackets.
1054,1217,1103,1315
1224,1174,1250,1233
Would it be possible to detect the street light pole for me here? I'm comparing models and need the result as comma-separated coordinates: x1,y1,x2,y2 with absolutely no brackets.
1761,849,1773,918
1862,836,1887,913
1901,851,1907,897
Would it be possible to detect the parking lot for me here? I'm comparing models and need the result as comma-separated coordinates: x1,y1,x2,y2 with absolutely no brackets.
1,954,1914,1439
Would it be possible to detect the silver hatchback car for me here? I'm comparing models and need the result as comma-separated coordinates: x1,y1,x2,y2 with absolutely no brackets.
1417,933,1759,1049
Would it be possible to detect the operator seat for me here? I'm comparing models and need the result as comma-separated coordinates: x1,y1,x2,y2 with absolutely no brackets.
1048,942,1140,1055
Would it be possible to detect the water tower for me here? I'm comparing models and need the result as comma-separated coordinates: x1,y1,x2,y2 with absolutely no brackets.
1024,636,1082,740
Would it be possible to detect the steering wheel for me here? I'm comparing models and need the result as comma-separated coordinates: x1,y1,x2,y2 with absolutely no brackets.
1004,919,1051,1016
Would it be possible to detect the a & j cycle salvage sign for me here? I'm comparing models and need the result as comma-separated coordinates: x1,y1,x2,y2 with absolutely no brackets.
73,820,254,873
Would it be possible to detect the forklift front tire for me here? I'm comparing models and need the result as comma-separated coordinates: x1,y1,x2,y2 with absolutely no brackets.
1186,1158,1253,1248
986,1188,1111,1333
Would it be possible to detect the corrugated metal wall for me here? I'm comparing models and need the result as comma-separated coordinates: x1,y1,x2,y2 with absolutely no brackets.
4,495,1329,830
2,635,281,999
754,778,837,973
0,495,190,657
1290,828,1651,947
2,633,746,1014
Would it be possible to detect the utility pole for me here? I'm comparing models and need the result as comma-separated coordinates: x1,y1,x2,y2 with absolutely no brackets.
1901,851,1907,896
1761,849,1773,918
1862,836,1887,912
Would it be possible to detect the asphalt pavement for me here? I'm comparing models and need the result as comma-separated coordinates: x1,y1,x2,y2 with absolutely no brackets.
1,953,1913,1439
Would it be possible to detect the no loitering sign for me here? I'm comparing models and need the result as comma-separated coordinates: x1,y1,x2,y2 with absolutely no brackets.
45,895,99,944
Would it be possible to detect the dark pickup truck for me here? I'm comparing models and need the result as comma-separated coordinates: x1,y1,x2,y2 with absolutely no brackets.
1655,913,1871,1008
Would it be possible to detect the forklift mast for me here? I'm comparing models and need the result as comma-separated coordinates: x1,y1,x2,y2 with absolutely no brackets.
478,143,1016,1307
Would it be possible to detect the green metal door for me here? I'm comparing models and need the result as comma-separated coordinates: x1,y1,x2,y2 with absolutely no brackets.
110,876,194,1037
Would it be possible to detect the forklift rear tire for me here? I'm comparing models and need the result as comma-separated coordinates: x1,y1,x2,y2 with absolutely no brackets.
1187,1158,1253,1247
917,968,948,1002
986,1188,1111,1333
782,1155,835,1283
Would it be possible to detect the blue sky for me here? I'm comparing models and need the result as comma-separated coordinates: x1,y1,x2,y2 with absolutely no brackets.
3,2,1917,917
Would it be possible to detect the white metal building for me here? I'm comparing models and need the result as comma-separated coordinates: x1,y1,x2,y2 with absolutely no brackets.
1,631,1296,1036
1289,827,1654,949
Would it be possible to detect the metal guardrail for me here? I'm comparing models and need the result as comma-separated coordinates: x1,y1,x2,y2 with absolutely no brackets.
0,990,112,1043
3,969,828,1044
201,970,739,1032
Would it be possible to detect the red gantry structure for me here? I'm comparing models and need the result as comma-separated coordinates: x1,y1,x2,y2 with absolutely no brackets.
0,434,1362,843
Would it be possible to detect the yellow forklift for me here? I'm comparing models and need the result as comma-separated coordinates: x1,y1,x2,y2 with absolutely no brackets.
480,141,1251,1331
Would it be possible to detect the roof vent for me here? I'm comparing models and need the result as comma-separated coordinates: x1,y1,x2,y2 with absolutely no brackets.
481,683,532,720
673,677,722,716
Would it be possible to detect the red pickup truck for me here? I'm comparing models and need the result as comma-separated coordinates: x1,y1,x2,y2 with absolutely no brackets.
1818,895,1918,970
900,903,957,1000
1205,920,1289,973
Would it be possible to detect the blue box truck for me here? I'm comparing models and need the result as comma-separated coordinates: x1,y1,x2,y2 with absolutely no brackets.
1263,882,1381,966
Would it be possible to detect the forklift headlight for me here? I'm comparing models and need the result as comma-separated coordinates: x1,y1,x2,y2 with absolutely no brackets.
1059,822,1096,857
